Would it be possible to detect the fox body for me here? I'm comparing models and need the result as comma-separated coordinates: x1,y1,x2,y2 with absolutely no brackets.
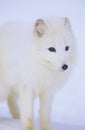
0,18,75,130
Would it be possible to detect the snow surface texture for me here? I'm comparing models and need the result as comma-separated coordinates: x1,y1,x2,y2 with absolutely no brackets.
0,103,84,130
0,0,85,130
0,102,85,130
0,119,85,130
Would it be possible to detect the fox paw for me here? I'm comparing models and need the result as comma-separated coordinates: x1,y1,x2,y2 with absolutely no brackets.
23,125,34,130
41,124,52,130
22,119,34,130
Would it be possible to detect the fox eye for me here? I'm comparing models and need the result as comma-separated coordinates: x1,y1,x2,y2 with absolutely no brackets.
48,47,56,52
65,46,69,51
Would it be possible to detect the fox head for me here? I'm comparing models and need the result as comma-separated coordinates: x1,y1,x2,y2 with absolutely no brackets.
33,17,76,72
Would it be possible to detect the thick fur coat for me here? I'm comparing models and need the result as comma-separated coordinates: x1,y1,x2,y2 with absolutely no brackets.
0,17,76,130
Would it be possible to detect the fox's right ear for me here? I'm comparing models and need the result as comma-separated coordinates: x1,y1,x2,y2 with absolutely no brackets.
64,17,71,28
34,19,47,37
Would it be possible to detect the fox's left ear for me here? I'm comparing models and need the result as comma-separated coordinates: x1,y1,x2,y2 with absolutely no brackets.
64,17,71,28
34,19,47,37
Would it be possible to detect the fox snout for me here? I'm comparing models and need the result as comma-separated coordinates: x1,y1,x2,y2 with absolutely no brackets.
62,64,68,71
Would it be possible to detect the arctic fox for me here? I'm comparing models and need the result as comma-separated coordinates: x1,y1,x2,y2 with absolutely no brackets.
0,17,75,130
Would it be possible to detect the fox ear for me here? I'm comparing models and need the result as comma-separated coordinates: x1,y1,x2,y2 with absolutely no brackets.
35,19,47,37
64,17,71,28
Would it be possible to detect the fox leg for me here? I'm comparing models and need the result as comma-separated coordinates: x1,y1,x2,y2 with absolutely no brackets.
39,90,54,130
19,87,34,130
7,92,19,119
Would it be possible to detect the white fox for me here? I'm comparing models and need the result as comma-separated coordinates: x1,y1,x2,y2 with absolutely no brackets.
0,17,76,130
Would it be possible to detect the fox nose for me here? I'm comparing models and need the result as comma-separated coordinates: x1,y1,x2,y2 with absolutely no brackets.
62,64,68,71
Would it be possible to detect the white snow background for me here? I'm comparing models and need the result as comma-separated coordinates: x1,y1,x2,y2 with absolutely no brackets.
0,0,85,130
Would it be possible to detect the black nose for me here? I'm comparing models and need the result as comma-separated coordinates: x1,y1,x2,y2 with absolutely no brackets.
62,64,68,71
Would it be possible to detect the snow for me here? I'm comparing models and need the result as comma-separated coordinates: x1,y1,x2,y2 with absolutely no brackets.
0,119,85,130
0,101,85,130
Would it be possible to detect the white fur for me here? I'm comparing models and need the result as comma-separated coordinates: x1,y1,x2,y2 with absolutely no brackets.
0,18,76,130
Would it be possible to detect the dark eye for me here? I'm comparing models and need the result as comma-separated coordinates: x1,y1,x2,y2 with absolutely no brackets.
65,46,69,51
48,47,56,52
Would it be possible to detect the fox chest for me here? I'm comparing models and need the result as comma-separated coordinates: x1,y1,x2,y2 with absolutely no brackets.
27,67,65,96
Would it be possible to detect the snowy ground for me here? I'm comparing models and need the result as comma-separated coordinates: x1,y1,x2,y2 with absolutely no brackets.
0,102,85,130
0,118,85,130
